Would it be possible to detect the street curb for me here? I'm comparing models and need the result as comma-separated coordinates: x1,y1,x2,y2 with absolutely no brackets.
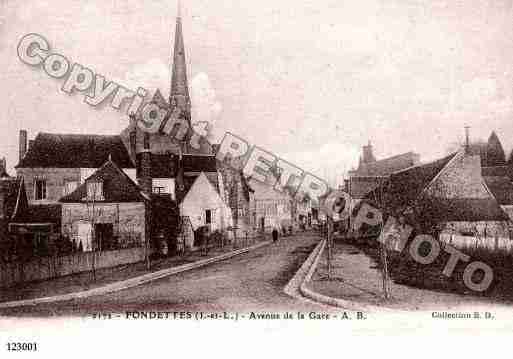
0,241,271,309
283,238,325,298
296,239,396,313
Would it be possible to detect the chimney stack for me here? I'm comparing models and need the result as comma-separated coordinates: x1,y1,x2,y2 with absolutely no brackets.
19,130,27,162
129,130,137,160
362,140,375,164
138,132,152,195
129,113,137,159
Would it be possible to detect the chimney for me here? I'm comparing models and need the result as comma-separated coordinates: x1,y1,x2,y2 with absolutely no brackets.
138,132,152,195
128,113,137,159
19,130,27,162
129,129,137,160
362,140,375,164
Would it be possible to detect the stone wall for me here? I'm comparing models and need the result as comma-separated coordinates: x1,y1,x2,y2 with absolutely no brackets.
0,247,146,288
61,202,146,248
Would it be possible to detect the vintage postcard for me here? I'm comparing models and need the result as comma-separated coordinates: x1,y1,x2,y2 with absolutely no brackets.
1,0,513,356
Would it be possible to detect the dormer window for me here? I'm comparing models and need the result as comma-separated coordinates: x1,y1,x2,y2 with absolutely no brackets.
87,181,104,201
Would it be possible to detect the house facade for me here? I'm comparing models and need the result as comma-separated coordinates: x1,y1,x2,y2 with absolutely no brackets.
179,172,233,236
60,159,149,252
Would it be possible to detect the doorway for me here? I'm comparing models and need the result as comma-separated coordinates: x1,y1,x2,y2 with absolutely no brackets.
94,223,114,251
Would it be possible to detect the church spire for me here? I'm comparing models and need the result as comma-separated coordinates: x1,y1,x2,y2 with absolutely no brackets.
170,0,191,123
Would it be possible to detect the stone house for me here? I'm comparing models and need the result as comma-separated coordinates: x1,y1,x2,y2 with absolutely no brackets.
362,147,511,247
59,158,149,252
16,130,136,205
179,172,233,247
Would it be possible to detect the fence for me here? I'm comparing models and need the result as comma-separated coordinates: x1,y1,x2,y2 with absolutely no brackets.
0,247,146,288
439,233,513,255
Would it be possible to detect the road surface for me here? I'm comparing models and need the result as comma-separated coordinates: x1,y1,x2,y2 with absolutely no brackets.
0,233,324,317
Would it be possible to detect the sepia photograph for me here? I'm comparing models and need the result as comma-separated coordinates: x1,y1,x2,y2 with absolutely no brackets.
1,0,513,356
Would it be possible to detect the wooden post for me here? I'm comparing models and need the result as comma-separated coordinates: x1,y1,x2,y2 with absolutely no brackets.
378,178,390,300
327,215,333,279
380,242,389,299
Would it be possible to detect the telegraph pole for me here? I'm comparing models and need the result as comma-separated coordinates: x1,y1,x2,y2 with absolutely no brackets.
326,215,334,279
378,178,390,299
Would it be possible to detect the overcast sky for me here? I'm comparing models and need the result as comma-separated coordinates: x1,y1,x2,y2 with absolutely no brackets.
1,0,513,185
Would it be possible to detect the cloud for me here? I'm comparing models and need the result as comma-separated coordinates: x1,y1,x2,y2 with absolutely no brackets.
123,58,170,95
281,142,360,187
190,72,223,140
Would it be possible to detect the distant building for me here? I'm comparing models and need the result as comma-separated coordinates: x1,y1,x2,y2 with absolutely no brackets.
248,179,297,232
361,147,511,246
346,141,420,204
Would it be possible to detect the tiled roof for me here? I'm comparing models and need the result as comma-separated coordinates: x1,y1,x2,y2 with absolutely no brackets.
363,153,457,212
16,133,134,169
60,160,146,203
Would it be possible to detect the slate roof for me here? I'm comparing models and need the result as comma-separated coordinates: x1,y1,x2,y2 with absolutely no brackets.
136,153,179,178
181,154,217,172
60,160,147,203
419,197,509,222
16,133,134,169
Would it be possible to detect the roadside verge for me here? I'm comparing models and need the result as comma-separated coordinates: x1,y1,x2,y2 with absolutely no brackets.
286,238,394,312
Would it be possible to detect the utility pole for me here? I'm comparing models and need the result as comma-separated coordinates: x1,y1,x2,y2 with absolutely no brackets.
326,215,333,279
378,178,390,299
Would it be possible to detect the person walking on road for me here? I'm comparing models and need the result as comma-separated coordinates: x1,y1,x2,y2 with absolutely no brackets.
272,227,279,242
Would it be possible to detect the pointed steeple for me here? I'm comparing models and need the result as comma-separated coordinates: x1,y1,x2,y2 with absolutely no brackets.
170,0,191,123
